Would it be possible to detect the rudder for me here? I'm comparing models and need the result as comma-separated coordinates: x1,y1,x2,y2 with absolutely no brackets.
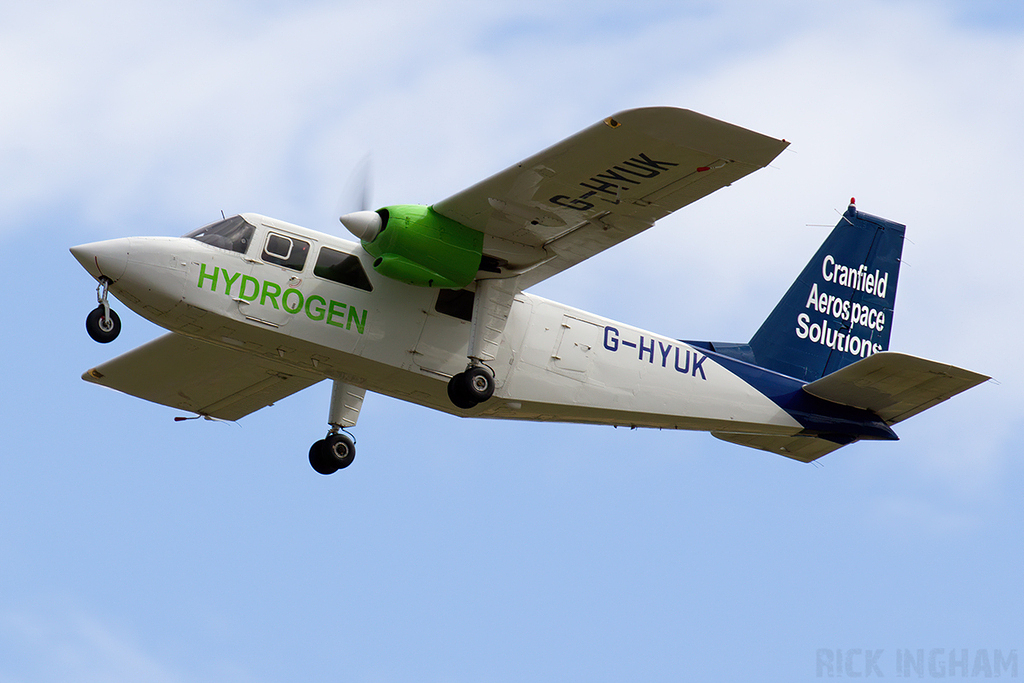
748,200,906,382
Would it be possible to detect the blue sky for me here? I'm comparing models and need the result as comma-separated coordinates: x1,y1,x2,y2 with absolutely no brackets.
2,1,1022,680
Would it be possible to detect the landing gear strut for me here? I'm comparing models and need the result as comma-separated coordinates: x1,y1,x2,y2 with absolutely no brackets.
86,277,121,343
445,277,517,410
309,380,365,475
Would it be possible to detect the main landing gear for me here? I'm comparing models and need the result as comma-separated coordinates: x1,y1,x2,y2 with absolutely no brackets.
85,277,121,343
446,364,495,409
444,277,516,410
309,380,365,475
308,431,355,475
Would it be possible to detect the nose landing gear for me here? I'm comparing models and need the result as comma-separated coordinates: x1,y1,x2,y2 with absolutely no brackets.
85,278,121,343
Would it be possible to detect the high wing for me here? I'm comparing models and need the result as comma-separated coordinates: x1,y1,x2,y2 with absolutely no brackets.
83,333,324,421
433,107,789,289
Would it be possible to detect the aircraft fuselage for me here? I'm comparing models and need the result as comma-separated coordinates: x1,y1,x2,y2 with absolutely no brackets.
73,213,805,438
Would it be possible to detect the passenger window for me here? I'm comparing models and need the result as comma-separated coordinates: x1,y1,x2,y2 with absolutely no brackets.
435,288,474,321
314,247,373,292
184,215,254,254
262,233,310,271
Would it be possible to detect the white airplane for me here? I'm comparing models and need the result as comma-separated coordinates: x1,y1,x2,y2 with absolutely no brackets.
70,107,987,474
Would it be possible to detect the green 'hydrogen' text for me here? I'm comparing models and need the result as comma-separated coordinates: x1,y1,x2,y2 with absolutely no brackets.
197,263,367,334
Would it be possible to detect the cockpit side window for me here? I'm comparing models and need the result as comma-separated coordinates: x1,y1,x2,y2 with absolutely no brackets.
262,233,310,271
184,216,254,254
314,247,374,292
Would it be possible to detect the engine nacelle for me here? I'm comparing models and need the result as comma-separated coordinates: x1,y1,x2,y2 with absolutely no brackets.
341,205,483,289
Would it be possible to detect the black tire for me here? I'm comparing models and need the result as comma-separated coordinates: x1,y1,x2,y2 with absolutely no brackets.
86,306,121,343
460,366,494,403
308,439,339,475
325,433,356,470
447,372,479,409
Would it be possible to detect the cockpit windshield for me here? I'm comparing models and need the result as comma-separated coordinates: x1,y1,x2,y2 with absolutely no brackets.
184,215,254,254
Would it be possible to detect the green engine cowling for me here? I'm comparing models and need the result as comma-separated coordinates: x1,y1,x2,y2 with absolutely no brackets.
362,205,484,289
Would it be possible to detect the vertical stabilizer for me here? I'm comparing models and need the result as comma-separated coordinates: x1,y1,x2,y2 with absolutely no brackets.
748,201,906,382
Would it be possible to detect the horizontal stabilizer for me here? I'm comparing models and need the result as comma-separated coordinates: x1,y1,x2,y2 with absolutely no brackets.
83,333,324,421
712,432,848,463
802,351,988,424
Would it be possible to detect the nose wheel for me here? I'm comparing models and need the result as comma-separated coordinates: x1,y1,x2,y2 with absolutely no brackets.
86,278,121,343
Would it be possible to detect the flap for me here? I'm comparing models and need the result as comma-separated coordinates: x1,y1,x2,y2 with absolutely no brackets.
802,351,989,424
433,107,788,289
83,333,324,421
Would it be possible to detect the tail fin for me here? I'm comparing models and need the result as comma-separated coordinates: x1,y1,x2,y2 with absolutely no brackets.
748,200,906,382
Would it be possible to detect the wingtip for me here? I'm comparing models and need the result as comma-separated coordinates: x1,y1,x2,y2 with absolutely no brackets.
83,367,104,382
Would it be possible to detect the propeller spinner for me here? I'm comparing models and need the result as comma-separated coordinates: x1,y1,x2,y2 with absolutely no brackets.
340,210,383,242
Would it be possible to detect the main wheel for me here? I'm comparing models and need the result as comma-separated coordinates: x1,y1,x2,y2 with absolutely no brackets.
308,439,338,475
309,433,356,475
460,366,495,403
447,372,479,409
86,306,121,343
325,433,356,470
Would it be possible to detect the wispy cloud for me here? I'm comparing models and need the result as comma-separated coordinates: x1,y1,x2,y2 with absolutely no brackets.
1,609,190,683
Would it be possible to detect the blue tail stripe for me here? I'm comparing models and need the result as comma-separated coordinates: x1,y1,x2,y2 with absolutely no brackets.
693,344,899,441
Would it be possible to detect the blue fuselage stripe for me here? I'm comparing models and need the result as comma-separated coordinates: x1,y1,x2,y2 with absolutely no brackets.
694,343,898,441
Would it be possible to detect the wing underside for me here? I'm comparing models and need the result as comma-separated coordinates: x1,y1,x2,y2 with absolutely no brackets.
83,333,324,421
433,107,789,289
